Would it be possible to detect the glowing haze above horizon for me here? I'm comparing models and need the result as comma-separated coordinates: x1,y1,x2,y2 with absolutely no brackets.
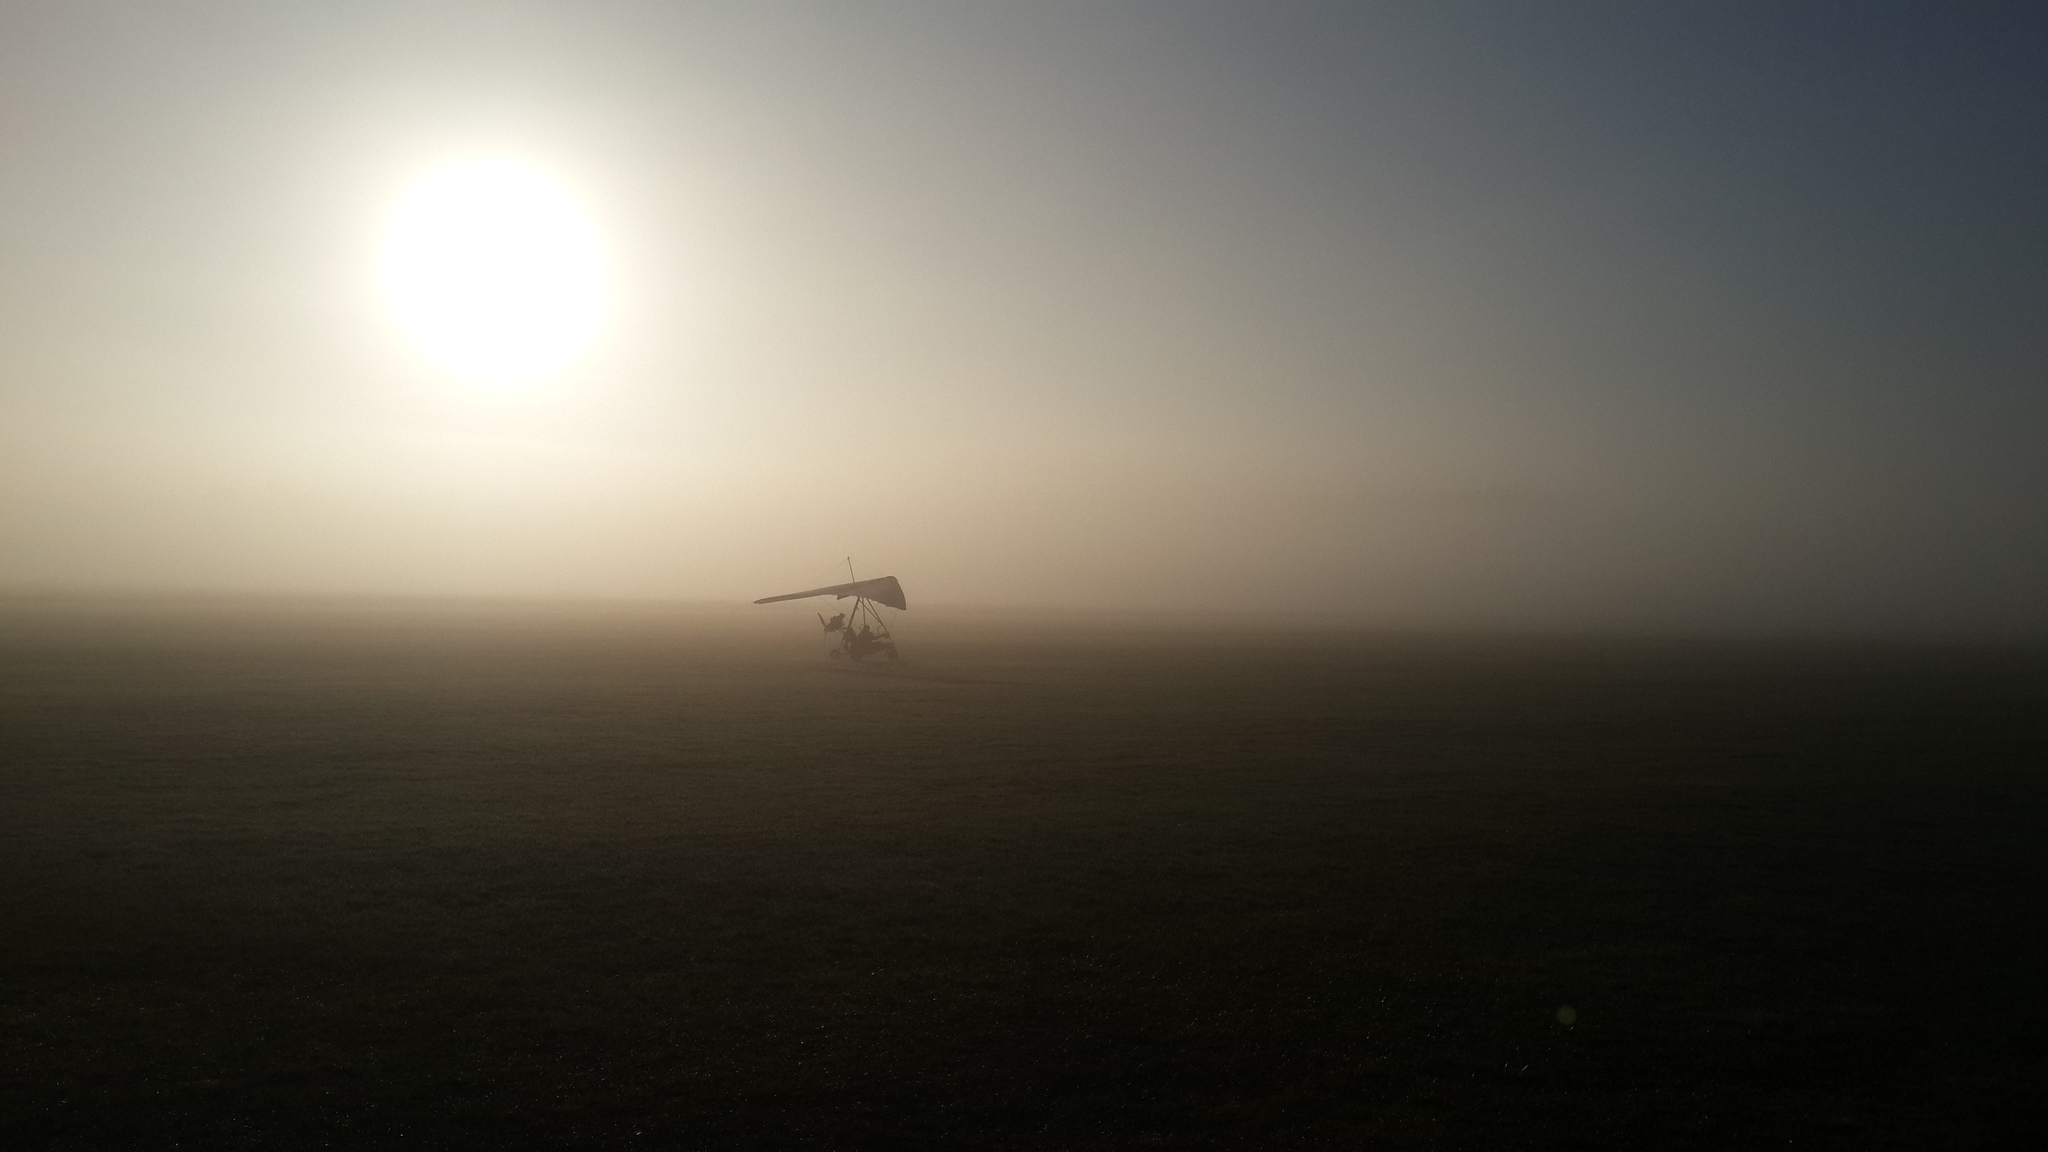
2,2,2043,634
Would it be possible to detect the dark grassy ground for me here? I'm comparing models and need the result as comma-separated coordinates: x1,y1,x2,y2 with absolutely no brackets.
2,597,2043,1149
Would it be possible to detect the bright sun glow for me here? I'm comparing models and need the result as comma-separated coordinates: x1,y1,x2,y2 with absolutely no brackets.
381,159,608,385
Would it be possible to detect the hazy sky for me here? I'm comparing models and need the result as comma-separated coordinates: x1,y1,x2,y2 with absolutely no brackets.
2,2,2043,633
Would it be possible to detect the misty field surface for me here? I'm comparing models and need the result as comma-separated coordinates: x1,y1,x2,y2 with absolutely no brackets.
2,599,2043,1149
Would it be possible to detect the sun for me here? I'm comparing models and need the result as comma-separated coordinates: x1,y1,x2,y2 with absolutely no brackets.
380,159,609,385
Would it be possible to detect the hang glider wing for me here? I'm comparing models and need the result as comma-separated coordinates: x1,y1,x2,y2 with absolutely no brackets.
753,575,907,611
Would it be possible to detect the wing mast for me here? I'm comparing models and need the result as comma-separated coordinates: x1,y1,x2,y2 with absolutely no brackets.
846,556,886,638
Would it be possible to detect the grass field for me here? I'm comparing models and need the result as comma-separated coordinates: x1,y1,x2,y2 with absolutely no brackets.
2,597,2043,1148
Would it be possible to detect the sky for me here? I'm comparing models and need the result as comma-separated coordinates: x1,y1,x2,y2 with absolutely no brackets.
1,1,2043,634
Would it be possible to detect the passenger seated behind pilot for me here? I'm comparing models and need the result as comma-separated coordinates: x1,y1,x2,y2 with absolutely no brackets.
858,624,875,641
